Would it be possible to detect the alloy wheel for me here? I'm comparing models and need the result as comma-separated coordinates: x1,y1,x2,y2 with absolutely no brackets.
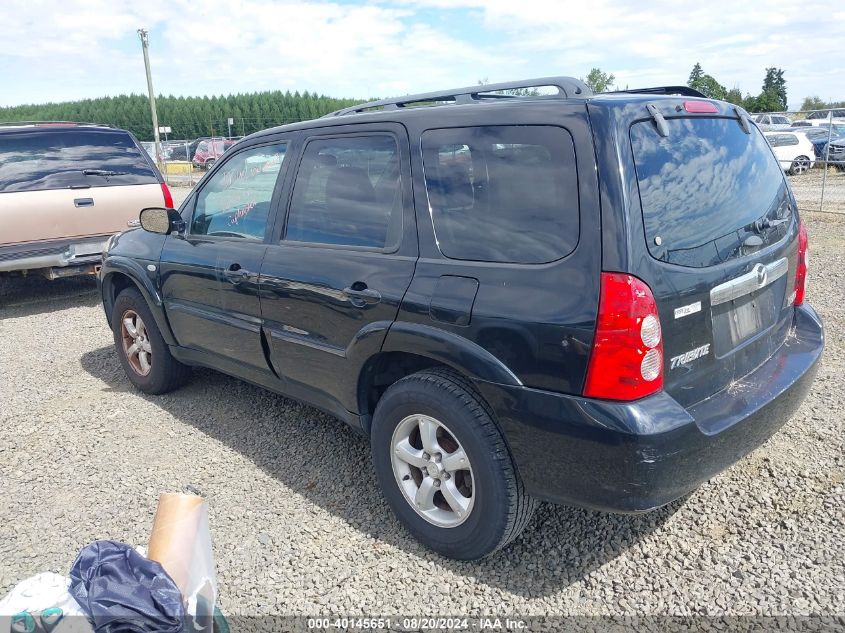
791,156,811,175
120,310,152,376
390,414,474,528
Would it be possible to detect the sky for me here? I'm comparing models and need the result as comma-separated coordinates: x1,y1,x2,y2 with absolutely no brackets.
1,0,843,110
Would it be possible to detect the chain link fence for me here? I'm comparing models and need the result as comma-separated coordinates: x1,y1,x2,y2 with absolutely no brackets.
142,116,306,188
750,109,844,214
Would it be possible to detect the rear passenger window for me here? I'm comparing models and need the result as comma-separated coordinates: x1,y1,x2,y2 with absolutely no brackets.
421,126,578,264
285,135,402,249
769,134,799,147
191,143,286,240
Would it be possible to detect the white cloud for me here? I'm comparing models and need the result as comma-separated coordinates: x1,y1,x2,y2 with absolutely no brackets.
390,0,844,105
1,0,842,108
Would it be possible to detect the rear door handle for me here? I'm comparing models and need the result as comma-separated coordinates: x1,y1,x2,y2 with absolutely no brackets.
74,198,94,207
343,284,381,304
223,263,253,284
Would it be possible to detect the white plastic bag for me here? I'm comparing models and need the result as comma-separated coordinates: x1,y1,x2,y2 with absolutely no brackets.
0,572,93,632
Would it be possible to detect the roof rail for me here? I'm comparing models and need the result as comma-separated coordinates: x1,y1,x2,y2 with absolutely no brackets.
609,86,707,98
0,121,115,128
325,76,593,117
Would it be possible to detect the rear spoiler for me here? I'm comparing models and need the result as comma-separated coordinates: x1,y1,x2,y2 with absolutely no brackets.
610,86,707,98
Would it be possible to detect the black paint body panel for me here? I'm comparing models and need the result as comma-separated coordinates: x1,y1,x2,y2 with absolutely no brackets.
476,306,823,509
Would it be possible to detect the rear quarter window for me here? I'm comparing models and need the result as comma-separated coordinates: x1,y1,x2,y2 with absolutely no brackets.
768,133,799,147
421,125,579,264
0,129,159,193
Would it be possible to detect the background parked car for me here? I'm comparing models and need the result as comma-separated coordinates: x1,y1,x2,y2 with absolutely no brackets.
0,123,173,280
822,137,845,170
792,109,845,127
785,125,844,159
754,114,792,131
764,131,816,174
168,139,202,161
191,138,235,170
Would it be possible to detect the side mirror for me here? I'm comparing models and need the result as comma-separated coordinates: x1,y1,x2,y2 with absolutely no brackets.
139,207,185,235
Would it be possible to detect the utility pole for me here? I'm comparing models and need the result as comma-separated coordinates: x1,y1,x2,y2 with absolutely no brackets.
137,29,162,169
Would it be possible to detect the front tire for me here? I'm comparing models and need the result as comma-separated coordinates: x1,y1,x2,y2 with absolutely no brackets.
371,368,536,559
111,287,190,394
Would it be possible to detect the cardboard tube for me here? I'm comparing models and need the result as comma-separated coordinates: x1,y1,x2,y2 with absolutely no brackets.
148,493,205,597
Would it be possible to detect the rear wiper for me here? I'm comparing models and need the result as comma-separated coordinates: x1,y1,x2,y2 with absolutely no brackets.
752,216,789,234
82,169,125,177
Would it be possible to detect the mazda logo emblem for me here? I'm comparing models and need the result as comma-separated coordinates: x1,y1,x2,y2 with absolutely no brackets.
755,264,767,287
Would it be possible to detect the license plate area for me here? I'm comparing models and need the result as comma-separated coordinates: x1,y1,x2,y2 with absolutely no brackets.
710,258,789,356
711,286,779,354
68,241,106,258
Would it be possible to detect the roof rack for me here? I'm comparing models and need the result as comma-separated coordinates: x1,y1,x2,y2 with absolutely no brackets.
609,86,707,98
325,76,593,117
0,121,115,128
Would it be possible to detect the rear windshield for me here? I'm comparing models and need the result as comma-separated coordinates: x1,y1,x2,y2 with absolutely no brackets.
631,118,791,268
0,129,158,193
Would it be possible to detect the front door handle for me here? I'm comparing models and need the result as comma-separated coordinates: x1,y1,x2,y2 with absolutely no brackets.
223,263,252,284
343,284,382,304
74,198,94,207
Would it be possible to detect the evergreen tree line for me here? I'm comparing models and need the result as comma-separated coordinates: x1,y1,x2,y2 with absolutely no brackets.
0,91,359,141
687,63,845,113
4,71,841,137
687,63,789,112
584,63,843,115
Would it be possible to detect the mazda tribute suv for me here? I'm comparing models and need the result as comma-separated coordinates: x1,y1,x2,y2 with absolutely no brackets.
98,78,824,559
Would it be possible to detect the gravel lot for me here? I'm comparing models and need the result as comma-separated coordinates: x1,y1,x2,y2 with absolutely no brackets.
790,167,845,214
0,197,843,619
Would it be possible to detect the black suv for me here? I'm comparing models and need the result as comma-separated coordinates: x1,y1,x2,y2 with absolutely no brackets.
99,77,824,560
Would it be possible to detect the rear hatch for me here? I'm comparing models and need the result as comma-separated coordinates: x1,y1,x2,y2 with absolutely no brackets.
625,106,800,409
0,128,165,246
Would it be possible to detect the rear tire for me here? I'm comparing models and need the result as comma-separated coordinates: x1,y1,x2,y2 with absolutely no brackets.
371,368,536,559
789,155,811,175
205,159,215,171
111,287,190,394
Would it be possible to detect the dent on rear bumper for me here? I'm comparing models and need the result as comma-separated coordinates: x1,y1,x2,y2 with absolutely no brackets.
474,305,824,512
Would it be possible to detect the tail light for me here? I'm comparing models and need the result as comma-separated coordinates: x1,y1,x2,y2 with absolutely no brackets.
161,182,174,209
794,220,808,306
583,273,664,401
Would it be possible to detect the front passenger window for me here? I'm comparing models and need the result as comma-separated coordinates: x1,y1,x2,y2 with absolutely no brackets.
191,143,287,240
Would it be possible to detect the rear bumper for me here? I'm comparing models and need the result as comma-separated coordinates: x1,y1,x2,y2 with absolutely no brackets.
475,304,824,512
0,236,109,273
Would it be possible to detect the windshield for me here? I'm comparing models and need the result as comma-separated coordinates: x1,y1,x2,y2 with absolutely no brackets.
631,117,791,268
0,129,158,192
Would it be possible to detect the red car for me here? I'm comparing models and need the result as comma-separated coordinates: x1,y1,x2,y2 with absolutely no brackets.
192,139,235,170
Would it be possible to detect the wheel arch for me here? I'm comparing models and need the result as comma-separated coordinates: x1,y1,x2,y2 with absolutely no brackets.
356,323,523,432
101,256,177,346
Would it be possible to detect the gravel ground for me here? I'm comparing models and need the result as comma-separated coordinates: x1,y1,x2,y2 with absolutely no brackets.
789,167,845,214
0,208,843,620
